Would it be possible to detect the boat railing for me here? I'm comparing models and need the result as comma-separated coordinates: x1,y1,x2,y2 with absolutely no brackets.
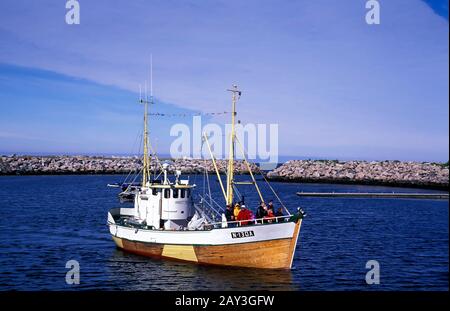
204,215,292,230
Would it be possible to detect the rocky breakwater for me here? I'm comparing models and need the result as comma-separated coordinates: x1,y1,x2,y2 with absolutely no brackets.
267,160,449,189
171,158,259,174
0,156,260,175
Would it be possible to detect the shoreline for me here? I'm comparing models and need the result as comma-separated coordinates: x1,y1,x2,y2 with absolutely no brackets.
266,176,449,191
0,155,259,176
1,155,448,190
267,159,448,191
1,172,448,191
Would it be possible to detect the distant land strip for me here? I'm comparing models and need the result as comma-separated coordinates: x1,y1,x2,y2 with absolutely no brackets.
296,192,449,199
0,155,259,176
267,160,448,190
0,156,448,190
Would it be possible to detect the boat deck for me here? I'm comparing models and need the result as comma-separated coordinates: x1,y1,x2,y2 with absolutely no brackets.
112,214,294,232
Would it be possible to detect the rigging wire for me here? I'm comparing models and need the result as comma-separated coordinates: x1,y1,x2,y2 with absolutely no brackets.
233,183,243,203
200,136,212,213
142,98,289,215
148,111,231,117
123,129,143,185
259,169,291,216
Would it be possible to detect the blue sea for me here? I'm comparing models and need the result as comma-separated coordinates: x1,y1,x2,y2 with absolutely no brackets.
0,174,448,291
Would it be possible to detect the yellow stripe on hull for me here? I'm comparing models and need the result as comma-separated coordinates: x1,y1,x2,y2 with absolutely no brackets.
112,236,124,248
162,244,198,262
111,220,302,269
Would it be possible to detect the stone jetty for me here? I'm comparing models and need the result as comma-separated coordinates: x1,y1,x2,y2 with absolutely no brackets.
267,160,449,189
0,155,259,175
1,156,448,189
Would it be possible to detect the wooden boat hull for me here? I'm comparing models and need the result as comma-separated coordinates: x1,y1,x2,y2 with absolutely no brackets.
110,220,302,269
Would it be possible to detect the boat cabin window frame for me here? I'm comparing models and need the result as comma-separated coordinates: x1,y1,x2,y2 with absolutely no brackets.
164,189,170,199
172,188,179,198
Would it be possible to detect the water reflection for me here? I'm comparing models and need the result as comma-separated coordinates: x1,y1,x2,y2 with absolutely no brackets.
106,248,297,291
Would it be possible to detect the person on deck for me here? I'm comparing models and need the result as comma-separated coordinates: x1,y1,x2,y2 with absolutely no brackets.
268,200,275,214
256,201,267,223
233,203,241,225
264,205,275,223
225,204,234,222
236,207,254,226
275,207,284,222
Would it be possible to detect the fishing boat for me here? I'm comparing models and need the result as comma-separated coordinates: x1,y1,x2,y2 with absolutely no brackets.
107,85,305,269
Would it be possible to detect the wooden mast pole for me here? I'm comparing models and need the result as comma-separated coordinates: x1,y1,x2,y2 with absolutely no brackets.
141,55,154,187
226,85,240,205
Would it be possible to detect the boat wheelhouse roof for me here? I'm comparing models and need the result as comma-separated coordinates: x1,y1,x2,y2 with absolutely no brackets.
146,183,195,189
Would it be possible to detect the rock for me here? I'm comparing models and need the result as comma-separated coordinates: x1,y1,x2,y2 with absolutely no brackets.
266,160,448,189
0,156,260,176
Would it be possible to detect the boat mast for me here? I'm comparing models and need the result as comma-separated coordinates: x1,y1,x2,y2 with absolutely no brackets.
226,85,241,205
142,82,150,187
141,55,154,188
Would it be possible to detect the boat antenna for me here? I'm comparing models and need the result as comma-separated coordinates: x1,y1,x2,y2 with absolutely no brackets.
150,54,153,101
149,54,154,180
141,80,150,187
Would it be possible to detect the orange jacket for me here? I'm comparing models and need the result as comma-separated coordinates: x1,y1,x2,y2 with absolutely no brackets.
233,206,241,218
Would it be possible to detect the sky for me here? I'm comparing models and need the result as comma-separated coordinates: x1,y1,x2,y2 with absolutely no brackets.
0,0,448,162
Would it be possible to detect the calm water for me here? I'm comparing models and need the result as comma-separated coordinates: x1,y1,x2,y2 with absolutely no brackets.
0,174,448,291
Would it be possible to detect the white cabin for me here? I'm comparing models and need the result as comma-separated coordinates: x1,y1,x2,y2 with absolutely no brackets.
134,165,195,230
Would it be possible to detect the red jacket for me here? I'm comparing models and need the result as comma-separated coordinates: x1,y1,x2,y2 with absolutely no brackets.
264,209,275,222
237,208,253,225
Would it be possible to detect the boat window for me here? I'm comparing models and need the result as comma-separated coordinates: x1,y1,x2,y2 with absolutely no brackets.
164,189,170,198
180,189,186,198
186,189,191,198
152,188,158,196
172,188,179,198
